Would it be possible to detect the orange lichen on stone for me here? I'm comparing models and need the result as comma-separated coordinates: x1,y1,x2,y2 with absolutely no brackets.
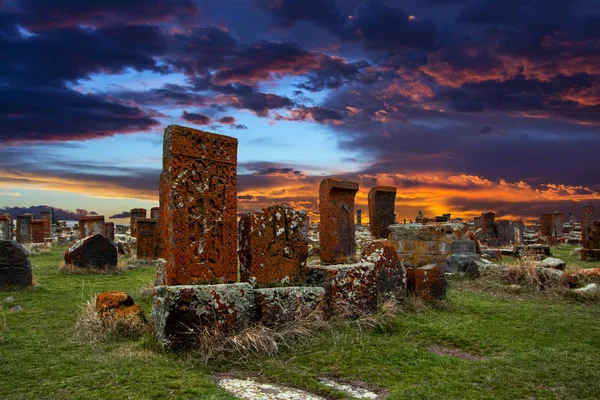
79,215,105,238
468,231,481,254
136,218,157,260
239,205,309,285
319,178,359,264
96,290,145,322
406,264,446,300
362,240,406,302
159,125,238,285
368,186,397,239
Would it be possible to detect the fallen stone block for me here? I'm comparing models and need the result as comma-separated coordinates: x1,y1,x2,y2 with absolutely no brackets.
64,233,118,269
0,240,32,288
444,254,481,275
254,286,325,328
152,283,256,349
406,264,446,300
96,290,145,324
540,257,566,270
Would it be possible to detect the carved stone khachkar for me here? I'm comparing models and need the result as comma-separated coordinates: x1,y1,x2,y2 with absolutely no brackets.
39,210,51,238
368,186,396,239
104,222,115,241
319,178,359,264
129,208,147,238
480,210,496,240
0,240,33,288
581,205,594,247
79,215,105,238
136,218,157,260
540,214,553,237
16,214,33,244
31,220,45,243
239,205,308,284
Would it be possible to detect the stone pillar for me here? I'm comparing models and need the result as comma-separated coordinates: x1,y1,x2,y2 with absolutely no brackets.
79,215,105,238
495,220,512,246
552,212,564,238
540,214,553,237
129,208,147,238
136,218,157,260
512,220,524,245
581,205,594,247
104,222,115,241
356,209,362,226
474,216,481,230
39,210,51,238
150,207,160,220
159,125,238,284
0,215,10,240
480,211,496,239
368,186,397,239
31,220,45,243
319,178,359,264
16,214,33,244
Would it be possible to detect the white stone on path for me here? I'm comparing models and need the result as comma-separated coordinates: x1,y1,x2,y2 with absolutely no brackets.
217,378,326,400
318,377,379,399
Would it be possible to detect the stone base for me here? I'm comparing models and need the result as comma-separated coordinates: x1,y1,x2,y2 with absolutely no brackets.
152,283,256,349
306,261,377,318
406,264,446,300
580,249,600,262
255,286,325,328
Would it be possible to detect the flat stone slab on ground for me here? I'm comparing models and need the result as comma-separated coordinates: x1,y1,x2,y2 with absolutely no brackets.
318,377,379,399
216,377,326,400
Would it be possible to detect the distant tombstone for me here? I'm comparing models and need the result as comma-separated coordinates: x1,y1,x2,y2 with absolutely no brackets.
495,220,512,246
474,216,481,230
0,215,10,240
552,212,564,238
129,208,147,238
512,220,524,245
368,186,397,239
39,210,51,237
136,218,157,260
582,205,594,247
64,234,117,268
540,214,553,237
356,209,362,226
31,220,45,243
79,215,105,238
16,214,33,244
150,207,160,220
480,211,496,239
239,205,308,284
0,240,32,288
319,178,359,264
104,222,115,241
159,125,238,284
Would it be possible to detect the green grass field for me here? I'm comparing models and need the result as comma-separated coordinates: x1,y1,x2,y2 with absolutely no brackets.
1,245,599,399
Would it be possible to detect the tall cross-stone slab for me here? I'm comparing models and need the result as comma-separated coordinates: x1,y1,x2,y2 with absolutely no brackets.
160,125,238,285
31,220,45,243
39,210,51,238
136,218,157,260
582,205,594,247
79,215,105,238
319,178,359,264
16,214,33,244
129,208,147,238
540,214,553,237
480,211,496,239
0,215,10,240
552,212,564,238
368,186,397,238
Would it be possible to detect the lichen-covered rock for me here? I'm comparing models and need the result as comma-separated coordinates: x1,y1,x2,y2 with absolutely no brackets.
390,239,450,268
306,261,377,318
388,222,467,241
152,283,256,349
540,257,566,270
444,254,481,275
255,286,325,328
239,205,308,285
96,290,145,323
64,233,117,269
406,264,446,300
0,240,32,288
362,240,406,302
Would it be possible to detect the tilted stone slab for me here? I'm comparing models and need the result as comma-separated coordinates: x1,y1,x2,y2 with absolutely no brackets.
406,264,446,300
306,261,377,318
254,286,325,328
64,233,117,268
0,240,32,288
152,283,256,349
362,240,407,302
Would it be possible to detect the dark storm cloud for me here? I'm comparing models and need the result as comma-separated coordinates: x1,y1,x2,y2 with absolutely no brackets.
256,0,345,32
109,211,131,219
181,111,212,125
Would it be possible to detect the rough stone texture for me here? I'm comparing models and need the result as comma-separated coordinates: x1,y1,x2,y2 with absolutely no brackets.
540,214,554,237
136,218,157,260
368,186,397,239
480,211,496,240
96,290,145,323
451,240,476,255
513,244,551,260
306,261,377,318
152,283,256,349
584,220,600,250
512,221,524,245
444,254,481,275
580,249,600,261
388,222,468,241
581,205,594,247
150,207,160,220
104,222,115,241
16,214,33,244
495,220,512,246
30,220,45,243
540,257,566,270
392,240,449,255
0,215,10,240
319,178,359,264
0,240,32,288
79,215,105,238
129,208,147,238
39,211,51,238
406,264,446,300
356,209,362,226
64,233,117,268
362,240,407,302
254,286,325,328
159,125,238,285
239,205,309,285
473,216,481,230
553,212,564,237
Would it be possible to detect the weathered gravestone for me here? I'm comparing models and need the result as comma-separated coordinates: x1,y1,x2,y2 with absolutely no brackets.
480,211,496,240
150,207,160,220
39,210,51,238
540,214,553,237
64,233,117,268
136,218,157,260
406,264,446,300
356,209,362,226
104,222,115,241
238,205,308,284
512,220,524,245
581,221,600,261
444,240,480,274
581,205,594,247
368,186,397,239
254,286,325,328
553,212,564,238
129,208,147,238
361,240,406,302
473,216,481,230
0,214,11,240
319,178,359,264
0,240,32,288
31,220,45,243
79,215,105,238
495,220,512,246
16,214,33,244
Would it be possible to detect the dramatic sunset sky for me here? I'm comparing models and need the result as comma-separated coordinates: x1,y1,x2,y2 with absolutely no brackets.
1,0,599,224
